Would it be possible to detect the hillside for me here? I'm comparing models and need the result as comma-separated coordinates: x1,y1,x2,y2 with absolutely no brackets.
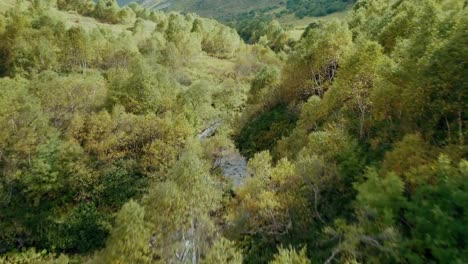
0,0,466,264
164,0,283,19
128,0,355,22
117,0,355,43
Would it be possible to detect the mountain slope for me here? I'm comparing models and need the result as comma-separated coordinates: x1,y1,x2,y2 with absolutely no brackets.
144,0,284,20
130,0,354,21
1,0,466,263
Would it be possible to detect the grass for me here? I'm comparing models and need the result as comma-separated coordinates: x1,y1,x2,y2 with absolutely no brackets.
185,54,237,82
283,9,352,40
281,9,351,28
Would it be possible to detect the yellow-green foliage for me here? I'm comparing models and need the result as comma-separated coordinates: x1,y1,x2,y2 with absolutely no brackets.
0,0,466,263
269,246,310,264
0,0,255,260
93,200,151,264
203,237,243,264
0,249,69,264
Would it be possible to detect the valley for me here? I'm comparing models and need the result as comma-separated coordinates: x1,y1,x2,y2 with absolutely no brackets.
0,0,466,263
118,0,354,24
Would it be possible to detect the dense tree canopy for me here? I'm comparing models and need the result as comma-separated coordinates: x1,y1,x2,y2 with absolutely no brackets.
0,0,466,263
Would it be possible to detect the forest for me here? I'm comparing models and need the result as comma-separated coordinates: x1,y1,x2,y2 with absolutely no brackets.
0,0,466,263
123,0,355,22
286,0,355,18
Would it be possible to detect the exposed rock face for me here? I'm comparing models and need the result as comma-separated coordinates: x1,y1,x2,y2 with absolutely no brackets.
198,120,223,140
198,120,249,187
214,149,249,187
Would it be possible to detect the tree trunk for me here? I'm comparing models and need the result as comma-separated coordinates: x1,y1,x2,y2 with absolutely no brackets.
360,110,366,140
445,115,451,142
191,219,197,264
458,109,463,145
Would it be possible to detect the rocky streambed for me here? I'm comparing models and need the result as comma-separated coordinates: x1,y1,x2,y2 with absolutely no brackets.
199,120,249,187
214,149,249,187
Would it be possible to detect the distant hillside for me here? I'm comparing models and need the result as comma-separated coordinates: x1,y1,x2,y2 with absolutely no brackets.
131,0,284,21
117,0,163,7
125,0,355,21
167,0,284,19
287,0,354,18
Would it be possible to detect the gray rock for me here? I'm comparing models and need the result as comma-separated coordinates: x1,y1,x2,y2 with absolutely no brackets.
198,119,249,187
214,150,249,187
198,120,223,140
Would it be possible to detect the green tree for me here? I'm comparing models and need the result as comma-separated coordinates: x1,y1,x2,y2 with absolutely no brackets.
94,200,151,264
57,0,95,15
0,77,51,198
0,9,63,76
324,168,404,263
62,27,92,72
94,0,122,24
179,81,220,129
30,71,107,129
108,59,178,114
144,141,222,262
269,246,311,264
0,248,69,264
281,20,353,102
203,237,243,264
324,40,390,140
402,156,468,263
